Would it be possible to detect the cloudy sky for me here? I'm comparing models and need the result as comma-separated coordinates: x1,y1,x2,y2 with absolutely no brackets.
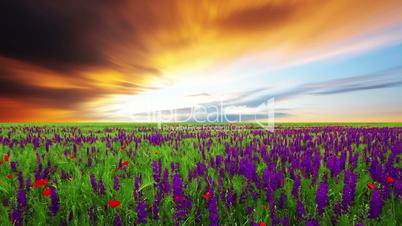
1,0,402,122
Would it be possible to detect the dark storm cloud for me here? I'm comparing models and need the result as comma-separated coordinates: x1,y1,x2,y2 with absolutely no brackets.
0,72,101,108
0,0,148,72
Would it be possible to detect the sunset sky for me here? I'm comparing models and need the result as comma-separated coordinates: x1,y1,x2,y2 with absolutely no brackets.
1,0,402,122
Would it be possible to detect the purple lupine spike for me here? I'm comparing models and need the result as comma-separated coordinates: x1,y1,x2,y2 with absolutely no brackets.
196,162,206,176
281,217,289,226
369,159,383,183
43,167,50,178
152,160,162,187
87,158,93,167
114,215,122,226
17,189,27,209
10,161,17,172
89,207,96,225
208,189,219,226
49,187,59,215
17,172,24,189
278,192,287,209
316,180,329,214
162,169,170,194
226,186,236,208
306,220,320,226
368,190,384,219
99,178,105,195
296,200,306,221
64,150,71,156
172,173,190,223
114,176,120,191
215,155,223,168
90,173,97,193
136,198,148,224
61,170,68,180
35,170,41,180
10,208,22,226
152,188,163,219
134,175,142,201
26,177,32,190
342,170,357,210
292,175,301,199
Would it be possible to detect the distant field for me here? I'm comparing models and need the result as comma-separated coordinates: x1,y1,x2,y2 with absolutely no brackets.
0,124,400,225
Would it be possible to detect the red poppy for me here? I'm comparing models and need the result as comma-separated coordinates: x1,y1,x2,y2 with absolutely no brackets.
108,200,121,208
386,176,395,183
7,174,13,179
34,178,48,187
174,195,185,204
203,191,211,200
120,146,126,151
4,155,9,162
259,222,267,226
0,160,3,165
122,161,129,166
154,152,158,155
43,187,51,197
367,182,376,190
69,155,76,159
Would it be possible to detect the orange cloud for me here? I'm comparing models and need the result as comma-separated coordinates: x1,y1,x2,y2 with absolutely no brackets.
1,0,402,121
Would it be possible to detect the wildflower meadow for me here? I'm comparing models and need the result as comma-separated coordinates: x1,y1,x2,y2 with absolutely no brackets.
0,123,400,226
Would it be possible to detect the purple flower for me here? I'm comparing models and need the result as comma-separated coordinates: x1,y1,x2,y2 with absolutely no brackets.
296,200,306,221
134,175,142,201
152,160,162,187
90,173,97,193
61,170,68,180
369,159,383,183
26,177,31,190
225,186,236,208
172,173,191,223
89,207,96,225
99,178,105,195
114,215,122,226
306,220,320,226
10,161,17,172
114,176,120,191
316,180,329,214
17,189,27,209
368,190,383,219
49,187,59,215
292,175,301,199
136,198,148,224
341,170,356,210
17,172,24,189
208,189,219,226
10,208,22,226
87,158,93,167
162,169,170,194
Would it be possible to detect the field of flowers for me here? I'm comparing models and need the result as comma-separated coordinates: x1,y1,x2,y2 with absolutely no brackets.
0,123,400,226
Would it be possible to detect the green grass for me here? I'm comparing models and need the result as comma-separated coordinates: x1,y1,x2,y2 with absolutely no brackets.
0,123,401,225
